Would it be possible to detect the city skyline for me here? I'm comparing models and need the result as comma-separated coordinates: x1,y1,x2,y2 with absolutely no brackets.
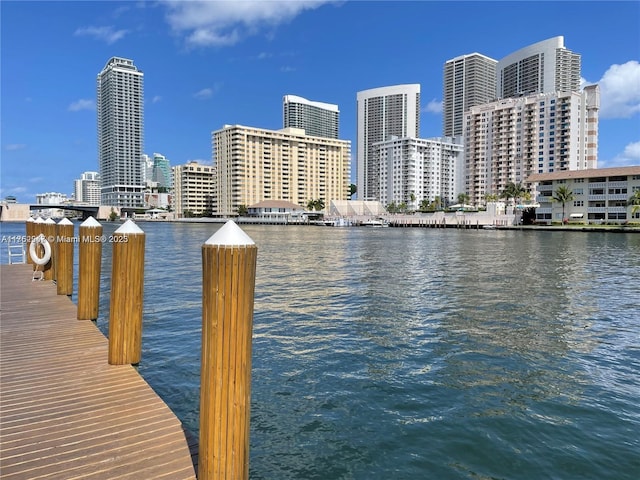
2,1,639,202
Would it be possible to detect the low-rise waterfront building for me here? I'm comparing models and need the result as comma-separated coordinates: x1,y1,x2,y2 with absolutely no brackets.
213,125,351,217
172,161,215,217
526,166,640,224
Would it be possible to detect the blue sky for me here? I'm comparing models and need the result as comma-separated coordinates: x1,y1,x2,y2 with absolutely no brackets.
2,1,639,202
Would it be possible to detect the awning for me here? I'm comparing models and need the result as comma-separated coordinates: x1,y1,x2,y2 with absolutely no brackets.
569,213,584,218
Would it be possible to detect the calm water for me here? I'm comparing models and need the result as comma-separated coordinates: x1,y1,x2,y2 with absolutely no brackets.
2,221,640,479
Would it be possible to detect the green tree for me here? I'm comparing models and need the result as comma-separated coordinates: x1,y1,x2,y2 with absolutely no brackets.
108,208,118,221
349,184,357,199
456,193,470,205
484,193,500,203
501,182,526,206
552,185,575,221
307,198,325,211
418,199,431,212
628,189,640,216
237,204,248,216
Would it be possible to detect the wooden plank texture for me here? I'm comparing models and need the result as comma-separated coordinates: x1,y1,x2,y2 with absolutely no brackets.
0,264,197,479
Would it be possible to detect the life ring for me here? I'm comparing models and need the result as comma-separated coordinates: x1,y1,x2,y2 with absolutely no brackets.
29,234,51,266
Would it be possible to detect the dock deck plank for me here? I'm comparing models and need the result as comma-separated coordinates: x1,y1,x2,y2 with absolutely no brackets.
0,264,197,479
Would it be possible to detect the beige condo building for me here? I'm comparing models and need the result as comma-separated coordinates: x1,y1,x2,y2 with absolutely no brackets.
213,125,351,216
172,161,216,217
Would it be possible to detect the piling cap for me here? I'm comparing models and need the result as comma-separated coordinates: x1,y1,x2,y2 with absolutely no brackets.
58,218,73,225
205,220,255,246
34,217,44,223
80,216,102,228
44,218,56,224
26,217,35,222
114,219,144,234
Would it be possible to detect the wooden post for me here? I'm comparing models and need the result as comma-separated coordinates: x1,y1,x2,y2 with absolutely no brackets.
31,217,44,269
42,218,56,280
77,217,103,320
56,218,74,296
108,220,145,365
199,220,257,480
25,217,35,264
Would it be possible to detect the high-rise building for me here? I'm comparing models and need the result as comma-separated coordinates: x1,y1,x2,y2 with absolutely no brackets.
213,125,351,216
74,171,101,205
97,57,144,207
142,154,154,186
442,53,497,137
152,153,172,189
283,95,339,139
373,136,463,210
172,161,215,217
464,86,599,206
356,84,421,201
497,36,581,99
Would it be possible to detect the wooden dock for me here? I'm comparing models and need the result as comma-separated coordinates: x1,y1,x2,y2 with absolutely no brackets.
0,264,197,479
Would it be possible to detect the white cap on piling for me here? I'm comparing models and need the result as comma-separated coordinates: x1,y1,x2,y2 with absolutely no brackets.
27,217,35,222
58,218,73,225
34,217,44,223
44,218,56,224
114,219,144,234
80,216,102,228
205,220,255,246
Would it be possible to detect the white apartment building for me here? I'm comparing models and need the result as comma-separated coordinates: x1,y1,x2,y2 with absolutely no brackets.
73,171,101,205
373,136,463,210
356,84,420,201
213,125,351,217
283,95,339,139
527,166,640,224
443,53,497,138
497,36,581,99
464,86,599,206
97,57,144,207
172,161,215,217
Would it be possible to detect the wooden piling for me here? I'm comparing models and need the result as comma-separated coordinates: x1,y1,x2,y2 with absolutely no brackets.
42,218,56,280
56,218,74,296
25,217,35,264
77,217,103,320
199,220,257,480
31,217,44,269
108,220,145,365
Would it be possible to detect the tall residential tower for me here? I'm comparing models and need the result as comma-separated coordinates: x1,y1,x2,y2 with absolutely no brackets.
356,84,420,201
497,36,581,99
442,53,497,137
283,95,339,139
97,57,144,207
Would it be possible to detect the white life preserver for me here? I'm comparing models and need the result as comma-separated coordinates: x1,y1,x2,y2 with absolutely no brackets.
30,234,52,266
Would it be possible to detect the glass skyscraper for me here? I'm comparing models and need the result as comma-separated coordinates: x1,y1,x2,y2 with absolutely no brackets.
97,57,144,207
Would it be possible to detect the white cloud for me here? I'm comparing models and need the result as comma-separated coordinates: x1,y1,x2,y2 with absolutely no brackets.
280,65,296,72
152,95,162,104
422,99,443,114
585,61,640,119
194,88,213,100
161,0,335,47
68,99,95,112
5,144,26,151
601,140,640,168
74,25,129,44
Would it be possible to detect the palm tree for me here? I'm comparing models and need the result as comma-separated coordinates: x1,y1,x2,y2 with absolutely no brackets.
552,185,575,221
457,192,470,206
501,182,526,206
628,190,640,216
